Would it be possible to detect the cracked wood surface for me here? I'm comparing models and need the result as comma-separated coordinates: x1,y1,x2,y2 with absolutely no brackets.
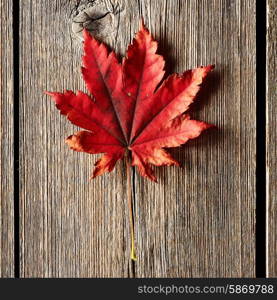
17,0,257,277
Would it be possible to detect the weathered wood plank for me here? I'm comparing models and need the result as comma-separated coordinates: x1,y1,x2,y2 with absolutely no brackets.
266,0,277,278
20,0,130,278
0,0,14,277
20,0,256,277
133,0,256,277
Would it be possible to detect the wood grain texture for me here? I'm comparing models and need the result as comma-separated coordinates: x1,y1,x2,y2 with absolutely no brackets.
20,0,256,277
0,0,14,277
20,0,130,278
133,0,256,278
266,0,277,278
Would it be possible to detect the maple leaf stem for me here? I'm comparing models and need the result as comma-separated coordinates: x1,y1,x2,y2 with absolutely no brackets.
126,152,137,261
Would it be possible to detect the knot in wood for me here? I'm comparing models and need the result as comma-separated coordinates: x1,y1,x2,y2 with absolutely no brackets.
71,0,121,40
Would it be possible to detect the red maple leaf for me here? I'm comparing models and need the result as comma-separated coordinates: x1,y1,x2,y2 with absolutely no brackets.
46,21,214,182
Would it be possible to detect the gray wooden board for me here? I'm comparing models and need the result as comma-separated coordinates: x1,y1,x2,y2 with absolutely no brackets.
266,0,277,278
20,0,256,277
0,0,14,278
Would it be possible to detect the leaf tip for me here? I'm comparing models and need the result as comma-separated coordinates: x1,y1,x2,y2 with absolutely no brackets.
202,64,215,76
44,91,54,97
89,174,95,180
148,173,158,183
204,122,216,130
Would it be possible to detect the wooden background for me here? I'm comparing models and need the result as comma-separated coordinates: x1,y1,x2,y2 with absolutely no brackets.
0,0,14,278
0,0,275,278
267,0,277,278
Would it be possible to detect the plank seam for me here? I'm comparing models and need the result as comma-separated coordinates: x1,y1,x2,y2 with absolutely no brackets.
256,0,267,278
